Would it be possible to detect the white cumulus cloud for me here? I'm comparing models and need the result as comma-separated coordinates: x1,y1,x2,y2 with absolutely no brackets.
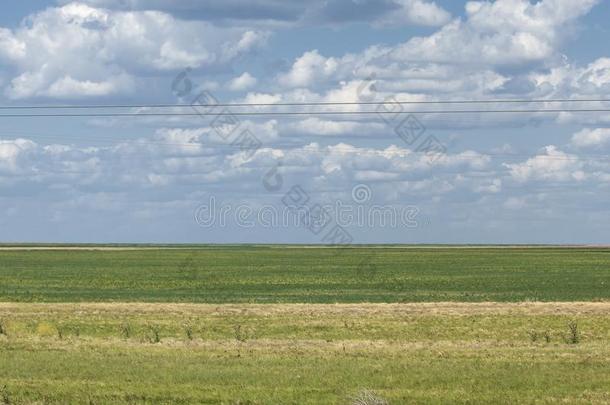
229,72,258,91
571,128,610,148
0,2,269,99
504,146,585,182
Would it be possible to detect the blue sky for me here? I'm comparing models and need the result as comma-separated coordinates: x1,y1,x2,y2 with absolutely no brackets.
1,0,610,244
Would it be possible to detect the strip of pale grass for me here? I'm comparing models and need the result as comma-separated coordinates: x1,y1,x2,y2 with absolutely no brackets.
3,301,610,315
1,302,609,342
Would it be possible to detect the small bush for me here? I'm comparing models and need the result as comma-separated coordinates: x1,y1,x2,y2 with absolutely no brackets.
183,323,194,341
0,385,10,405
120,322,131,339
350,390,389,405
0,320,6,336
146,325,161,344
565,321,580,344
527,330,538,342
234,325,247,342
543,331,551,343
344,320,356,329
529,330,553,344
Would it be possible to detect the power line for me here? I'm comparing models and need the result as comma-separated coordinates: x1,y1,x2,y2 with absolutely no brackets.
1,98,610,110
2,108,610,118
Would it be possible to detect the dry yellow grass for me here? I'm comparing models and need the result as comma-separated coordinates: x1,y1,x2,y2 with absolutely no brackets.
2,301,610,316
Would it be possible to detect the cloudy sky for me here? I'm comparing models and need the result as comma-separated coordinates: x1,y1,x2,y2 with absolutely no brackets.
1,0,610,244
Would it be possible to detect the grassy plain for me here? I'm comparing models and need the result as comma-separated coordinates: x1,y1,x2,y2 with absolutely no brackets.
0,246,609,303
0,302,609,404
1,246,609,404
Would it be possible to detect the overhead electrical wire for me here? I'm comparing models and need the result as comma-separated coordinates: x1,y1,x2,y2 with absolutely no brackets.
1,98,609,120
1,98,610,110
2,108,610,118
2,99,609,164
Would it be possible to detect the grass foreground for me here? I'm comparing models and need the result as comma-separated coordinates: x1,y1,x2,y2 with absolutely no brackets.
0,302,609,404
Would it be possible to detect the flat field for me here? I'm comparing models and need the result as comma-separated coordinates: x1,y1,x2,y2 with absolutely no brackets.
0,246,609,302
0,302,609,404
0,246,609,404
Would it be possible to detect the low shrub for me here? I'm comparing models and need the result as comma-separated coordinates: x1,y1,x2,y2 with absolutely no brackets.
183,322,194,341
234,325,247,342
543,330,552,343
0,385,10,405
565,321,580,344
527,330,538,342
146,325,161,344
120,322,131,339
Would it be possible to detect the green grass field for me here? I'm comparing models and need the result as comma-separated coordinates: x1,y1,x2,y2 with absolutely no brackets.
0,303,609,404
0,246,609,404
0,246,609,302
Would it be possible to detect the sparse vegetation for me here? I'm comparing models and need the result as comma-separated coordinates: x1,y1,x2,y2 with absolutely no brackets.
183,322,194,340
146,325,161,344
565,321,581,344
528,330,538,342
0,302,607,403
543,330,552,343
119,322,131,339
234,324,247,342
0,385,9,405
528,329,553,344
0,385,11,405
